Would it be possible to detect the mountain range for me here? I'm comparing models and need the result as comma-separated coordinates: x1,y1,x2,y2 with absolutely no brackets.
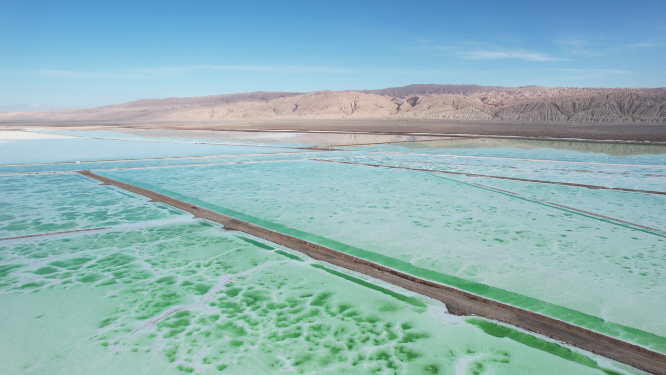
2,84,665,123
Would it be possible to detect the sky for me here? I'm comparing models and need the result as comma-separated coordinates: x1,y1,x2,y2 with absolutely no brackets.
1,0,665,108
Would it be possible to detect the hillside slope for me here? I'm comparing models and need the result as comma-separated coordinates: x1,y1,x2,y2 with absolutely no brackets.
2,85,665,123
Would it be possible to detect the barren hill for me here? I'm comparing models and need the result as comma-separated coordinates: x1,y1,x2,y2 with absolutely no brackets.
2,84,665,123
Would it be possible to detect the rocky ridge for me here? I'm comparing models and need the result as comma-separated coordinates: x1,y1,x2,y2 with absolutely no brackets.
2,84,665,123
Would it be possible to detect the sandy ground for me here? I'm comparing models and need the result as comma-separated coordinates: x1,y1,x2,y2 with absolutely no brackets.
78,170,666,375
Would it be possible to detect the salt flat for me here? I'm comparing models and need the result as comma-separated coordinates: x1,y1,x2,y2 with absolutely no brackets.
1,129,662,374
0,173,629,374
0,130,73,140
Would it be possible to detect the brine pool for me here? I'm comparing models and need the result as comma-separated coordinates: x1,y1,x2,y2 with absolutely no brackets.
1,130,664,375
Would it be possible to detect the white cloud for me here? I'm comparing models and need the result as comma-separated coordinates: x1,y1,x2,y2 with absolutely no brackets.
195,65,353,73
629,42,658,48
34,69,125,78
554,37,591,46
548,69,628,74
459,50,562,61
407,40,564,62
34,65,353,78
133,67,190,75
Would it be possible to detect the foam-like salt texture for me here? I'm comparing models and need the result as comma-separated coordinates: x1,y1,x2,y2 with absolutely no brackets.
0,152,324,175
38,129,442,148
1,136,662,374
0,138,303,165
98,160,666,346
444,174,666,232
324,152,666,192
0,173,186,238
348,140,666,166
0,221,635,374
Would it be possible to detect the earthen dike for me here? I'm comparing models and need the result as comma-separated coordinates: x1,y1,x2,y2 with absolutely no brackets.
79,169,666,375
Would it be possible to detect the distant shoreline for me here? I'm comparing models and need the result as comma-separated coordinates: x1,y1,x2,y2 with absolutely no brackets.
3,118,666,144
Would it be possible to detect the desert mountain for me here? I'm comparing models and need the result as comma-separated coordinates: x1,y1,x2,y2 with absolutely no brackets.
2,84,665,123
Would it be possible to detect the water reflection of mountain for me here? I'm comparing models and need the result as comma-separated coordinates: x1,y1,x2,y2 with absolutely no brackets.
394,138,666,157
113,128,442,146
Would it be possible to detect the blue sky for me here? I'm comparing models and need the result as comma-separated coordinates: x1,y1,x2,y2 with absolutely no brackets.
1,0,664,107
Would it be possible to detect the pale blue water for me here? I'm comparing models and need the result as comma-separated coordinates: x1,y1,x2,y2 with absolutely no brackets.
0,138,303,165
444,174,666,231
38,129,440,148
38,129,323,148
0,151,330,175
349,141,666,166
0,171,632,374
99,159,666,349
0,173,186,238
322,152,666,192
1,132,661,374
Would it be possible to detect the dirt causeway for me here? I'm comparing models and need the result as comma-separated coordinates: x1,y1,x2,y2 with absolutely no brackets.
79,170,666,375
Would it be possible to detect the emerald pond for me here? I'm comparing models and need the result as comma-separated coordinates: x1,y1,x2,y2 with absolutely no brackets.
99,160,666,344
2,218,634,374
1,130,664,374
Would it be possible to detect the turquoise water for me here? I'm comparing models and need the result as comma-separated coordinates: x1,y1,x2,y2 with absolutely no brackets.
444,175,666,232
348,139,666,166
0,151,330,175
38,129,328,148
0,173,185,238
37,129,440,148
323,152,666,192
0,138,303,165
1,134,663,374
0,205,631,374
99,160,666,350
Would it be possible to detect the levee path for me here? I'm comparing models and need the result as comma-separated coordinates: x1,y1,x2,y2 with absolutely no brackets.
78,170,666,375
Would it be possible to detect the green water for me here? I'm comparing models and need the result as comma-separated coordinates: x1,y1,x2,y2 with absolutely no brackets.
0,220,635,374
0,173,186,238
443,174,666,232
1,136,662,374
328,151,666,192
98,160,666,353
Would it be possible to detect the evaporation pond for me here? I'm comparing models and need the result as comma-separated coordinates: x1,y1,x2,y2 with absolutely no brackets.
0,220,629,374
0,137,303,165
0,173,186,238
98,160,666,342
348,137,666,165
